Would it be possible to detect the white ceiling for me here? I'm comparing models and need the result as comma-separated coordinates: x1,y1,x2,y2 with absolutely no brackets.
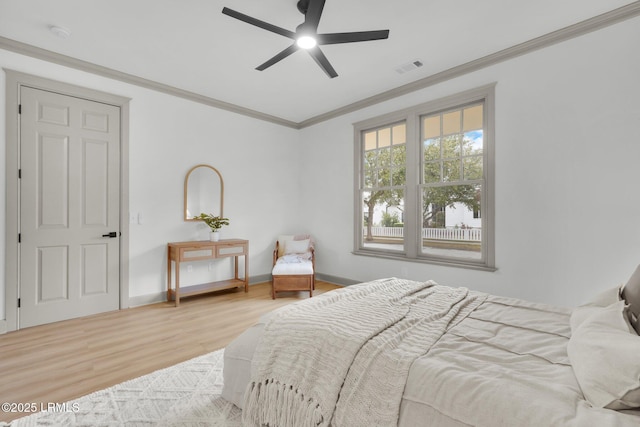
1,0,638,126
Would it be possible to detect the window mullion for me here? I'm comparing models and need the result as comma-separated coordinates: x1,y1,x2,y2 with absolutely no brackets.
404,114,419,258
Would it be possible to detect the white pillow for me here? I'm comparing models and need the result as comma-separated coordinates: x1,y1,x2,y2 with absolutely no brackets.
283,239,310,255
570,285,623,331
276,235,295,258
587,285,623,307
567,300,640,410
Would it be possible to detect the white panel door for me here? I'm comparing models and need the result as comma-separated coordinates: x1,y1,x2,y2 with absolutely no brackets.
19,86,120,328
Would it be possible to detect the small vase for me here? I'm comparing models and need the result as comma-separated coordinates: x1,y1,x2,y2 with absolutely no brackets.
210,231,220,242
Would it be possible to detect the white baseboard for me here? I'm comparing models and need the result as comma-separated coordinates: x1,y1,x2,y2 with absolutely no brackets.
128,292,167,308
0,319,8,335
315,273,359,286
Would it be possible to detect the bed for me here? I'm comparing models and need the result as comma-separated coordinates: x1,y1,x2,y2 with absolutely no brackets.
221,274,640,427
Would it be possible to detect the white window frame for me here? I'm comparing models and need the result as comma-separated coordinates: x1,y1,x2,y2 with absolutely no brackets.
353,84,496,271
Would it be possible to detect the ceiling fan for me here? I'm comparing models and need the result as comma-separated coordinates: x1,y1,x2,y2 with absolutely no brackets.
221,0,390,78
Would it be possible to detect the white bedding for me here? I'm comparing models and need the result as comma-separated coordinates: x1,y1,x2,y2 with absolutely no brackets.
401,294,640,426
222,279,640,426
243,279,485,427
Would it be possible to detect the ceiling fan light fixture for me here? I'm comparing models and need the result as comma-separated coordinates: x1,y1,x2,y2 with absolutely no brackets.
296,35,317,49
221,0,389,78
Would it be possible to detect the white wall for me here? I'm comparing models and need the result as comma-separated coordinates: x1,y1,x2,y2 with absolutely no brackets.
2,15,639,327
299,16,640,307
0,49,302,321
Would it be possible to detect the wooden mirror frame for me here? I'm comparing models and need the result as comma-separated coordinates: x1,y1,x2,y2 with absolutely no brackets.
184,164,224,221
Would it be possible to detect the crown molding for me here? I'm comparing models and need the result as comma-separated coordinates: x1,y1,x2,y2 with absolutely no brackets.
298,1,640,128
0,36,299,129
1,1,639,130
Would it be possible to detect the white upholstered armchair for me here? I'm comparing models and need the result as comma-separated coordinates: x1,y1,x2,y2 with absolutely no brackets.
271,234,315,299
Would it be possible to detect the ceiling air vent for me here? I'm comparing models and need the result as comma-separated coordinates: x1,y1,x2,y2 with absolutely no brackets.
395,59,423,74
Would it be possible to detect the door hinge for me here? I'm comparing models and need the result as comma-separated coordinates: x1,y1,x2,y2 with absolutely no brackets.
18,169,21,179
18,104,21,115
18,233,21,243
17,298,21,308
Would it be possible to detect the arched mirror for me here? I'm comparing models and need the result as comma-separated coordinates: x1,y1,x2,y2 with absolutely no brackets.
184,164,224,221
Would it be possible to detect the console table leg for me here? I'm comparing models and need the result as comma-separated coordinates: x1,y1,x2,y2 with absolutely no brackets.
175,262,180,307
167,252,171,303
244,254,249,292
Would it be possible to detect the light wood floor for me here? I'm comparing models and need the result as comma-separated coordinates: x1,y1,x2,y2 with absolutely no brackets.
0,281,340,423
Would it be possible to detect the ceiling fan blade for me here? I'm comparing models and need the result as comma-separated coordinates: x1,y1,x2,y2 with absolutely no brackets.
256,44,300,71
317,29,390,45
303,0,326,31
222,7,296,39
307,46,337,78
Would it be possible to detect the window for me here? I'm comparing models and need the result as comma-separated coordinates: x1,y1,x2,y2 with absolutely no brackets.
354,85,495,270
361,123,406,251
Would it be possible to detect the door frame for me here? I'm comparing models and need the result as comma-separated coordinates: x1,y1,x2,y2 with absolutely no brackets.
4,69,131,332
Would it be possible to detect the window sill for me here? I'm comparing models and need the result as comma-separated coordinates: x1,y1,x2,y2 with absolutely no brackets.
352,249,497,272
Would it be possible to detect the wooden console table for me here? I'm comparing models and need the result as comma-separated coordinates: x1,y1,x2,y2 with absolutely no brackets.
167,239,249,306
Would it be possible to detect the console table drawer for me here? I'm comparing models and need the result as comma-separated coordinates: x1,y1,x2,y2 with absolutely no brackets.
180,248,215,260
216,243,247,258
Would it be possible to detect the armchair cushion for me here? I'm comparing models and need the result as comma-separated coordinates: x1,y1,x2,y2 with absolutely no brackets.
277,234,314,258
272,259,314,275
284,239,310,255
280,253,312,262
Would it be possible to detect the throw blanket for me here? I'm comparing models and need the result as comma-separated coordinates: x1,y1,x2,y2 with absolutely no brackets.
242,278,486,427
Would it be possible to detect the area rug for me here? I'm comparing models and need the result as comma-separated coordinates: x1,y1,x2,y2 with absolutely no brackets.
6,349,242,426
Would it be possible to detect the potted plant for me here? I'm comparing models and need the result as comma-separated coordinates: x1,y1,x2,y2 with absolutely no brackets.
195,213,230,241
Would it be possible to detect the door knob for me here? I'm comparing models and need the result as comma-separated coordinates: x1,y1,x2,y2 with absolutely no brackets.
102,231,118,238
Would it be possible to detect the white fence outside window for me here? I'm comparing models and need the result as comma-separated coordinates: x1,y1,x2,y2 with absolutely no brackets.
364,227,481,241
